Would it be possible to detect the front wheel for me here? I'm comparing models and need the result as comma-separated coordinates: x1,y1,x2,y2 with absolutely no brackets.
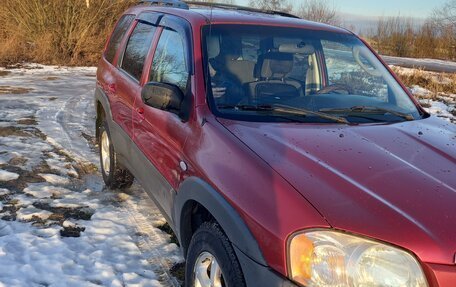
185,222,246,287
98,120,134,189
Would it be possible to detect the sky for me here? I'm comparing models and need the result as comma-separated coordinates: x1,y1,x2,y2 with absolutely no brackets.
237,0,448,18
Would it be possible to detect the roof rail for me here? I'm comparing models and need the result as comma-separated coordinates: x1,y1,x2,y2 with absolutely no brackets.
138,0,189,9
185,1,300,19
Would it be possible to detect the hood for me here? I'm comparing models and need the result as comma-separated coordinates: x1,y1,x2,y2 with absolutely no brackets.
220,116,456,265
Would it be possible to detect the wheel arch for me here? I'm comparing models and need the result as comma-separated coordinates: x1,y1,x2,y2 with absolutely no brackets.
174,176,267,266
94,87,112,141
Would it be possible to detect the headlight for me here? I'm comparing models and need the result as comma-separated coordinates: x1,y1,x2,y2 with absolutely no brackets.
288,230,428,287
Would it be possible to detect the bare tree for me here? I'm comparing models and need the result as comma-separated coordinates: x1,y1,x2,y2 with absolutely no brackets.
248,0,293,13
374,16,415,57
431,0,456,59
296,0,340,25
432,0,456,30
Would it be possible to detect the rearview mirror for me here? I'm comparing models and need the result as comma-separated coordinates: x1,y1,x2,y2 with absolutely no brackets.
141,82,184,114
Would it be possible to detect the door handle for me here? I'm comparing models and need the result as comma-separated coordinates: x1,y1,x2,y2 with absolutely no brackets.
108,83,116,94
136,107,145,122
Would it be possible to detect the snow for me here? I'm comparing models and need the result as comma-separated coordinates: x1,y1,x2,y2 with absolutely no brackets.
0,170,19,182
0,61,453,286
38,173,71,185
391,66,456,123
425,100,456,121
0,64,182,286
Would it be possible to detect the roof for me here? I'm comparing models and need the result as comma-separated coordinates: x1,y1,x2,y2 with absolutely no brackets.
190,8,349,34
127,3,351,34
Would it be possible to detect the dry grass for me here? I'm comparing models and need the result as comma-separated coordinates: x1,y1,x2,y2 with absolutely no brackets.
0,0,136,66
0,86,33,94
392,67,456,97
367,17,456,61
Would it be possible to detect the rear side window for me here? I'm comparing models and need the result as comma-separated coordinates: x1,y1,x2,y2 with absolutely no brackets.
150,28,189,92
121,22,156,81
104,14,135,64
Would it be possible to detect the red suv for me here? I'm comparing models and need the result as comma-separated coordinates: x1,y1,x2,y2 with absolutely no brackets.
95,1,456,286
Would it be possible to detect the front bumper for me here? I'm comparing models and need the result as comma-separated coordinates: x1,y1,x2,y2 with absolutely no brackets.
425,263,456,287
234,246,298,287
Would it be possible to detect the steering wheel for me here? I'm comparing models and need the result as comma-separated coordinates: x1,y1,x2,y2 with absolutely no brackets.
353,46,383,77
316,84,354,95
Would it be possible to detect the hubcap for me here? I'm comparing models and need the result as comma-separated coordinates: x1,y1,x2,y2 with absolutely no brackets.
194,251,224,287
100,130,111,174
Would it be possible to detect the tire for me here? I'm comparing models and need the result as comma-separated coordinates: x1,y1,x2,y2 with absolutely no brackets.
185,222,246,287
98,120,134,189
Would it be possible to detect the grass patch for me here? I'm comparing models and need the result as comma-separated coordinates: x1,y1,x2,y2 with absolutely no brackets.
17,117,38,125
32,202,94,221
0,126,30,137
392,67,456,97
0,86,33,95
45,76,60,81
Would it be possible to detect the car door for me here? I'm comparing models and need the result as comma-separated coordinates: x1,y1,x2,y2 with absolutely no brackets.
133,15,193,217
115,16,158,143
97,14,135,141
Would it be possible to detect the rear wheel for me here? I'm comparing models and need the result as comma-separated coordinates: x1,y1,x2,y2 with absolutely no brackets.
98,120,134,189
185,222,246,287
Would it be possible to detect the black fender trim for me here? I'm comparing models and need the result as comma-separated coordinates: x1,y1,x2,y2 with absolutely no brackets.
94,86,132,171
94,86,113,121
174,177,267,266
94,86,113,141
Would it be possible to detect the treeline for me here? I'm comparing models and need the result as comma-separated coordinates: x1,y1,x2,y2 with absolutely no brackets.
368,16,456,60
0,0,454,66
251,0,456,61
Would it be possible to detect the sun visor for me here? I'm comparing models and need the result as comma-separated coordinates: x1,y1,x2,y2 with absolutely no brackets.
279,43,315,54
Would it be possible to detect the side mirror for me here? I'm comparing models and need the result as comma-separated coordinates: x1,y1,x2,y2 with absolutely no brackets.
141,82,184,114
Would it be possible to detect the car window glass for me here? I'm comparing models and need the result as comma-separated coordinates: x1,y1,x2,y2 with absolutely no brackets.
322,40,388,101
104,14,135,64
241,36,260,62
203,25,419,123
150,28,188,92
121,22,156,81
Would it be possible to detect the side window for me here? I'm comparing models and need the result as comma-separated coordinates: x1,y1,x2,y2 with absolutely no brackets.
104,14,135,64
150,28,189,92
121,22,156,81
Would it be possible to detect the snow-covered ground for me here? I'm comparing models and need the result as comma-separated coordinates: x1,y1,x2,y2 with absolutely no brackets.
392,66,456,124
382,55,456,73
0,64,183,287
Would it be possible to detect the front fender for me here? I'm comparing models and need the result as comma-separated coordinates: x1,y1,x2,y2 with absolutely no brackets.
174,176,267,266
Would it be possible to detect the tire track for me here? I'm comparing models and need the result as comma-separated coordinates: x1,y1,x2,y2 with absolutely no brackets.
121,193,182,287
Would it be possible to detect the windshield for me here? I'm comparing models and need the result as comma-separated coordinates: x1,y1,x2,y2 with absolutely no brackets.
202,25,422,123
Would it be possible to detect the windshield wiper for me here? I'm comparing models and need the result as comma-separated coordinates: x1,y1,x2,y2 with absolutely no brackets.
217,104,350,124
319,106,414,121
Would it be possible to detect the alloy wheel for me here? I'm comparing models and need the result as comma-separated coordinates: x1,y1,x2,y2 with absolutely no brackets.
194,251,225,287
100,130,111,174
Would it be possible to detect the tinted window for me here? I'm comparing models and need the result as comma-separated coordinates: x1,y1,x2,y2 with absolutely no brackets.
150,28,188,91
104,14,135,64
121,22,156,81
